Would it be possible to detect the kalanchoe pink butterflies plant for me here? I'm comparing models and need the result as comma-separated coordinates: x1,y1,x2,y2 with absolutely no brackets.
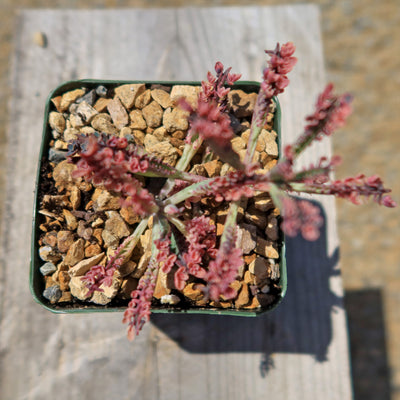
67,42,396,340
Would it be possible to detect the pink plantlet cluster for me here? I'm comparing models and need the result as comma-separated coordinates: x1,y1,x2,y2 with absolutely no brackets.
191,100,234,147
292,155,343,185
69,134,157,216
65,41,397,341
209,171,256,201
155,236,177,274
289,83,353,159
183,98,245,171
174,170,256,205
261,42,297,98
81,264,117,296
175,216,218,289
205,226,243,301
280,197,324,241
182,62,241,165
249,42,297,157
122,260,158,341
200,61,241,111
306,174,397,207
81,241,126,295
305,83,353,137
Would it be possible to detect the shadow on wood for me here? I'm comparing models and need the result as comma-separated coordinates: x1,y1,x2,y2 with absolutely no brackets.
345,289,391,400
151,201,343,367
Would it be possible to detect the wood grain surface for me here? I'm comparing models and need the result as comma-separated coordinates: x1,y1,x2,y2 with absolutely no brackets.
0,6,352,400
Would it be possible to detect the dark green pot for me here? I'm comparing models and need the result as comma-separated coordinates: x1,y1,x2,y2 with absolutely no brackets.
30,79,287,316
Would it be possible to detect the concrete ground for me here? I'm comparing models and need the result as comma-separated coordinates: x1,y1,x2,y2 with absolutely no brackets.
0,1,399,399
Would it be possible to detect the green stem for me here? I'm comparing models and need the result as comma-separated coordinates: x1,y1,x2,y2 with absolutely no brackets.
160,132,203,198
288,182,328,194
110,217,149,266
163,177,215,206
244,94,273,165
268,183,284,211
244,125,262,165
220,201,239,245
165,215,188,236
175,134,203,171
294,167,329,181
135,168,204,183
201,145,214,163
292,135,316,159
290,106,337,160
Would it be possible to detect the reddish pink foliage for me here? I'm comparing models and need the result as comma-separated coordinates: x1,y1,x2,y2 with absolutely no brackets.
190,100,234,148
183,216,217,275
281,197,324,241
81,264,117,295
186,98,245,171
261,42,297,98
69,134,157,216
273,85,351,181
297,156,343,185
174,266,189,291
205,227,243,301
192,170,257,202
122,264,157,341
304,83,353,139
60,43,396,344
313,174,397,207
174,216,218,289
123,236,178,340
81,239,127,295
252,42,297,129
199,61,241,110
154,237,177,274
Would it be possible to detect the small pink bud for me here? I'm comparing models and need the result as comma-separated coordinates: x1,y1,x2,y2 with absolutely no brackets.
214,61,224,74
381,195,397,208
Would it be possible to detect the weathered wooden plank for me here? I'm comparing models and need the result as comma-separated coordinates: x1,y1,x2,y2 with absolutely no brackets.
0,6,352,400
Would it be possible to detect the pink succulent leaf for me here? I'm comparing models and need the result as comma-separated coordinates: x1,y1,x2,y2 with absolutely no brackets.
68,134,158,216
122,218,173,341
190,99,246,170
165,169,274,207
81,264,118,296
245,43,297,165
302,174,397,207
275,155,343,186
290,84,353,158
81,218,149,297
174,216,217,284
122,263,158,341
214,61,224,74
81,265,107,296
198,61,241,112
205,225,243,301
154,236,177,274
68,134,203,216
226,73,242,85
381,196,397,208
261,42,297,99
174,265,189,290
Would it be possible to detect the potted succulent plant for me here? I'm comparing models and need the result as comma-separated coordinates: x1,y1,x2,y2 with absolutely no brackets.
31,42,396,340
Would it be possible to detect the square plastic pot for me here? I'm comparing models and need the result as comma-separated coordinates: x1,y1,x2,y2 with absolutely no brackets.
30,79,287,317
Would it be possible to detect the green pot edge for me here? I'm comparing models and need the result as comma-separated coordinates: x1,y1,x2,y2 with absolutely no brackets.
30,79,287,316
